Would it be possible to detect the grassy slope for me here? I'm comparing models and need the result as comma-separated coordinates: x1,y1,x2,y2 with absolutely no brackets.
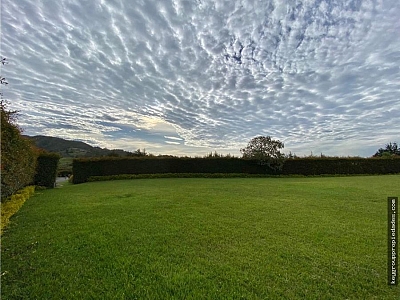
1,176,399,299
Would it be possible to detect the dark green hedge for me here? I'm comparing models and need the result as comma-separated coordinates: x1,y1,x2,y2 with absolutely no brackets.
1,105,38,200
87,173,275,182
281,157,400,175
72,156,400,184
72,157,268,184
34,153,61,188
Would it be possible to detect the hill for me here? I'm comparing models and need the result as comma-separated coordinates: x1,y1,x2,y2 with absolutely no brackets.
25,135,135,158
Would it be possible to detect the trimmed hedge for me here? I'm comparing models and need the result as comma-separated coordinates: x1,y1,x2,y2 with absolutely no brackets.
34,153,61,188
87,173,275,182
72,156,400,184
1,133,37,201
73,157,268,184
281,157,400,175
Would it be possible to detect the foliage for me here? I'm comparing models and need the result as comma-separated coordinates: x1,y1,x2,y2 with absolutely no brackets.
72,155,400,184
1,102,38,200
373,142,400,157
241,136,286,171
72,157,268,183
129,148,148,156
106,150,121,157
1,57,38,200
1,185,35,235
34,152,61,188
282,156,400,175
57,157,73,176
203,151,235,158
1,176,399,299
285,151,299,159
87,173,273,182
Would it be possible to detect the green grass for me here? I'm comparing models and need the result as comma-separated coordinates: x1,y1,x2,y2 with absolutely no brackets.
1,186,35,235
1,176,399,299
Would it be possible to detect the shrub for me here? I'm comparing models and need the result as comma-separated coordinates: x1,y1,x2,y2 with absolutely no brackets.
282,157,400,175
72,156,400,184
1,102,38,200
87,173,274,182
72,157,268,184
34,152,61,188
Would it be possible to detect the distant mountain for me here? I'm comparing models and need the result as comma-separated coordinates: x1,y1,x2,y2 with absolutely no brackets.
25,135,135,158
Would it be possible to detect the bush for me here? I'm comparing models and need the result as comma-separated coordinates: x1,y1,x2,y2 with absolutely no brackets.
72,156,400,184
87,173,274,182
281,157,400,175
1,102,38,200
72,157,268,184
34,152,61,188
1,186,35,235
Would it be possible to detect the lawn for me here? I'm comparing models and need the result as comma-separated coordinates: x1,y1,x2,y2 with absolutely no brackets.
1,176,399,299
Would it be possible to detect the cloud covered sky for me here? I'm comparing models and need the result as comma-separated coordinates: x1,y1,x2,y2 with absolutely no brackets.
1,0,399,157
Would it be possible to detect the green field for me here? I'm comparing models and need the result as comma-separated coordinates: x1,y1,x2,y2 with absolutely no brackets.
1,176,399,299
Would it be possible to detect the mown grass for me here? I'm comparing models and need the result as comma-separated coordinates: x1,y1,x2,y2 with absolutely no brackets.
1,176,399,299
1,186,36,235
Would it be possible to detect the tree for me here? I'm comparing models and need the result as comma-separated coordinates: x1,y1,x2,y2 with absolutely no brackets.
240,136,285,171
373,142,400,157
126,148,147,157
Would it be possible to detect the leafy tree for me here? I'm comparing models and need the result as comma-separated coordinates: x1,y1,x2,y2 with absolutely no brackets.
241,136,285,171
373,142,400,157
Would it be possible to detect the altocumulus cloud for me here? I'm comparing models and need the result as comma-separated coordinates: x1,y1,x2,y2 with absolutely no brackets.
1,0,399,156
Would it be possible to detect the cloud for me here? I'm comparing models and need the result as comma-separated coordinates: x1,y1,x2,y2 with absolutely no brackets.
164,136,184,141
165,141,181,145
1,0,399,157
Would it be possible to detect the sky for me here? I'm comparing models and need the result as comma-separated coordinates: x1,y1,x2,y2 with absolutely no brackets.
1,0,399,157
